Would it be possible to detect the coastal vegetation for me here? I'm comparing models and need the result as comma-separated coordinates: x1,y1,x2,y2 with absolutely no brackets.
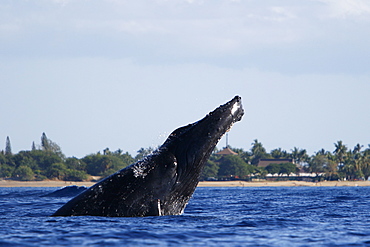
1,134,370,182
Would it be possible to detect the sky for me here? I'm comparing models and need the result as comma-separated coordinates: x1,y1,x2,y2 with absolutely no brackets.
1,0,370,158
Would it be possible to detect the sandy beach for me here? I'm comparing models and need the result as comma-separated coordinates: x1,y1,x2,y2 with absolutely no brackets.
1,180,370,188
198,180,370,187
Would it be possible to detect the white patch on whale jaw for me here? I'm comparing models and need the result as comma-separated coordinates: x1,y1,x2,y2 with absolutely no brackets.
231,101,241,116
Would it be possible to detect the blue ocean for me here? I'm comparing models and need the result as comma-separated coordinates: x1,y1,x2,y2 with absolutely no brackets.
1,186,370,246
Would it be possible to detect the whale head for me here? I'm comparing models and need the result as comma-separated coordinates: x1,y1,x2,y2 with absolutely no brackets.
154,95,244,215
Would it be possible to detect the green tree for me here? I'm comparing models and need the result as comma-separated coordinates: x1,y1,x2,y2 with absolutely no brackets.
31,141,36,151
200,160,219,180
265,163,281,175
45,163,67,180
218,155,254,179
352,144,364,179
308,154,327,179
316,148,328,156
135,147,155,161
279,163,298,176
40,132,65,159
13,151,39,170
5,136,12,155
111,150,135,167
100,155,129,177
338,144,364,180
253,166,268,179
83,153,129,177
0,164,13,178
41,132,50,151
334,140,348,168
83,154,104,176
65,157,86,171
290,147,309,166
324,159,338,180
361,148,370,180
0,152,13,178
340,161,355,180
12,166,34,181
64,169,88,181
250,139,270,165
103,148,111,155
353,143,363,154
231,147,251,164
29,149,63,173
270,148,288,159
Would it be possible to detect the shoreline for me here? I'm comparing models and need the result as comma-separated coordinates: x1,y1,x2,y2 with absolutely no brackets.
1,180,370,188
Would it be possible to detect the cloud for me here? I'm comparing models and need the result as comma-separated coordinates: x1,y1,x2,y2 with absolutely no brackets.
318,0,370,19
1,0,369,74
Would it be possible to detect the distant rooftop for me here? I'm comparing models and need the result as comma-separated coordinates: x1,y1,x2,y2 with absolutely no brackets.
257,158,294,168
215,147,238,155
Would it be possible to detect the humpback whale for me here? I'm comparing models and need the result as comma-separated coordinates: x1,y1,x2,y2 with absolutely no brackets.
53,96,244,217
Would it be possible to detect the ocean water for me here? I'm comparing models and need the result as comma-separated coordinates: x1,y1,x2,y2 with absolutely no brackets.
1,186,370,246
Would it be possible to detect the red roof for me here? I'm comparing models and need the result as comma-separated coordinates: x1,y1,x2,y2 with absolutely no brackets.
215,147,238,155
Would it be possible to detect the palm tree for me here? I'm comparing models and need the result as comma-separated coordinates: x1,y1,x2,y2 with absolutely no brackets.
353,143,363,154
308,154,327,180
231,147,251,164
291,147,299,160
352,144,364,178
350,144,369,180
251,139,266,155
334,140,347,168
250,139,269,165
316,148,328,156
291,147,309,166
270,148,288,159
361,149,370,180
340,144,364,180
325,159,338,180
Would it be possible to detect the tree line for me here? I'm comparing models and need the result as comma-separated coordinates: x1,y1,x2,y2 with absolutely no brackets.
1,134,370,182
201,140,370,181
0,133,135,181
